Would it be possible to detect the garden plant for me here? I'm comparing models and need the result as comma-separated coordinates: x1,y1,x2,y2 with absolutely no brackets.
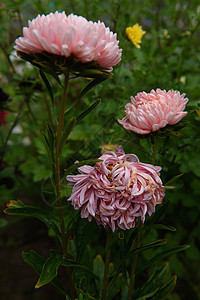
1,0,200,299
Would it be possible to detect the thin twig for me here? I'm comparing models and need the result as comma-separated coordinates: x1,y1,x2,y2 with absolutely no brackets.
0,100,25,165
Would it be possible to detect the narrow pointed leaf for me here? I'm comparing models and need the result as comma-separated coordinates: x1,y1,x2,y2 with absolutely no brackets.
61,259,98,279
40,69,54,106
146,224,176,231
79,78,105,98
42,131,54,162
139,262,169,296
35,250,62,288
165,173,184,186
22,250,66,295
163,185,176,190
143,201,170,241
78,69,112,79
136,245,190,275
4,200,61,240
151,275,177,300
147,201,170,225
46,122,55,152
126,239,167,260
75,217,92,262
136,289,159,300
114,240,167,276
126,224,142,254
59,117,76,156
64,78,105,115
77,98,101,122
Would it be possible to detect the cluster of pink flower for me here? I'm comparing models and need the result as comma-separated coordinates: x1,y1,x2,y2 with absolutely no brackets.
15,11,189,231
15,11,122,71
67,147,165,231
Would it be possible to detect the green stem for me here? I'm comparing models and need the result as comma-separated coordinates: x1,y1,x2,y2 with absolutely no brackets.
55,71,77,299
42,91,55,131
127,229,141,300
0,100,25,165
102,229,112,300
25,98,38,125
55,72,69,255
151,133,159,165
0,44,16,74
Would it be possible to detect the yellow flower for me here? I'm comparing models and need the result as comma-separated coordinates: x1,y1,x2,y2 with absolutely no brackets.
126,24,146,48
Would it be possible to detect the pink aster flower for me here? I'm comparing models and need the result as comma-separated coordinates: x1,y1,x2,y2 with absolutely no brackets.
66,146,165,232
14,11,122,71
118,89,189,135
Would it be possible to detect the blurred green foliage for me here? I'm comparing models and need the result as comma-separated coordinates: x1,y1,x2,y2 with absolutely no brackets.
1,0,200,299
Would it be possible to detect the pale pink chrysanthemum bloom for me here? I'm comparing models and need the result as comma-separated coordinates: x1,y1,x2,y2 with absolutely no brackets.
118,89,189,135
14,11,122,71
67,146,165,232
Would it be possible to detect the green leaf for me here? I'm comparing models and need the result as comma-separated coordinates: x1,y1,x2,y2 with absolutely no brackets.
126,225,142,255
112,240,167,280
4,200,61,241
136,245,190,275
163,186,176,190
40,69,54,106
165,173,184,186
151,275,177,300
75,217,91,262
46,122,55,155
22,250,66,295
135,289,159,300
79,78,105,96
59,117,76,156
143,201,170,241
147,201,170,225
93,255,105,284
119,239,167,270
61,258,98,280
78,68,112,80
107,272,124,300
65,158,101,176
76,78,104,100
22,250,45,274
76,98,101,122
42,130,54,163
35,250,62,288
146,224,176,232
64,78,105,116
138,262,169,297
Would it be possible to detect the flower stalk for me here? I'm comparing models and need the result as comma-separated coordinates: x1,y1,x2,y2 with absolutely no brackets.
55,71,69,255
127,227,141,300
55,70,77,299
151,133,159,165
102,228,112,300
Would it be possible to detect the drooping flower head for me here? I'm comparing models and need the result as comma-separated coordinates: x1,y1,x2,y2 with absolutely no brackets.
14,11,122,73
67,146,165,232
118,89,189,135
126,24,146,48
